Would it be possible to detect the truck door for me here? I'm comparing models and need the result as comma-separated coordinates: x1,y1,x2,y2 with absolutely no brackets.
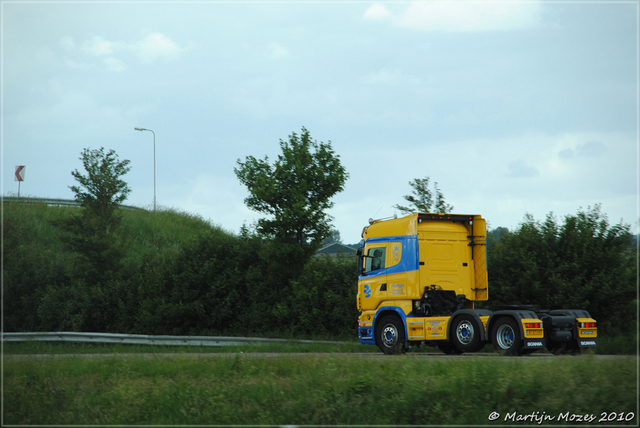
359,243,389,311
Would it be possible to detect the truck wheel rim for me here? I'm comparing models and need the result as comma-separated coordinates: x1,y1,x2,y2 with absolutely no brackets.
496,324,515,349
456,321,474,344
381,324,397,347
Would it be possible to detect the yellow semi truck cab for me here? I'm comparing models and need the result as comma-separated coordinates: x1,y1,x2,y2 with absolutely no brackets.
356,213,597,355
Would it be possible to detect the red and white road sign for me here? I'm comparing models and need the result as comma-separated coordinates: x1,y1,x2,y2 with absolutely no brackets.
15,165,25,182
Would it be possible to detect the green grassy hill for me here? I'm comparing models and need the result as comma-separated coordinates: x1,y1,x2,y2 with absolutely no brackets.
4,200,218,260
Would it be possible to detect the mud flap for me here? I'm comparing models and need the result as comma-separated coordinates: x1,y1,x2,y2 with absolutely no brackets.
578,338,599,348
523,339,545,350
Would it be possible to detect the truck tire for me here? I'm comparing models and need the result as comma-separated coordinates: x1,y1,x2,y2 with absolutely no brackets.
375,315,407,355
451,314,482,353
491,317,521,356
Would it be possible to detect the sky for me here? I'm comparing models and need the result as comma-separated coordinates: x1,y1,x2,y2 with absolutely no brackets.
2,0,638,244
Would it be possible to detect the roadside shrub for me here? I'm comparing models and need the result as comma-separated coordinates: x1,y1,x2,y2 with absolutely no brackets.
289,255,359,338
487,206,636,336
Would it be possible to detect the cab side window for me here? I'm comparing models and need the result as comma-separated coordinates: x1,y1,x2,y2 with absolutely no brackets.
365,247,386,273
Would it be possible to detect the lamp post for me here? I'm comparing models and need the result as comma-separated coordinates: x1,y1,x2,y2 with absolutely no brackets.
134,127,156,211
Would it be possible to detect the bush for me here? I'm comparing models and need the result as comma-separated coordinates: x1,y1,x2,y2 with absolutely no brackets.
289,255,359,338
486,206,636,336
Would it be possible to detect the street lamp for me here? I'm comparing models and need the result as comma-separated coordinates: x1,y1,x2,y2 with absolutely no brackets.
134,127,156,211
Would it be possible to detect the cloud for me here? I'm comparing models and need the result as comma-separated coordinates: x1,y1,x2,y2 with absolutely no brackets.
507,159,539,178
64,59,90,70
558,148,574,160
103,57,125,72
266,42,290,60
71,33,185,69
80,36,122,56
365,0,543,32
363,3,392,21
558,141,607,160
576,141,606,157
60,36,76,51
132,32,185,63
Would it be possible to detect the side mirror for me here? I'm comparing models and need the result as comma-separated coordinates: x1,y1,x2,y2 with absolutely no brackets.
356,248,366,275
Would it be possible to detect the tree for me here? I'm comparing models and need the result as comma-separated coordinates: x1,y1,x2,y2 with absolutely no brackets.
234,128,349,264
322,228,342,246
70,147,132,234
61,147,132,281
488,226,510,242
394,176,453,214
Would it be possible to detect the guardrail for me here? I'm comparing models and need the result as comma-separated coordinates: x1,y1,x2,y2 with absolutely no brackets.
2,332,344,347
2,196,145,211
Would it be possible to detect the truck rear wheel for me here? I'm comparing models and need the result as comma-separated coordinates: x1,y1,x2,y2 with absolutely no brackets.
491,317,521,356
451,314,482,353
375,315,407,355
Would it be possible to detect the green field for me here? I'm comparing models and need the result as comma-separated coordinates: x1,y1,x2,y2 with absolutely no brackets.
3,348,637,425
3,340,376,356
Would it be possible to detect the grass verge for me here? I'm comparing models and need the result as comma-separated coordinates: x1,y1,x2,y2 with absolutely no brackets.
3,353,637,425
3,340,376,355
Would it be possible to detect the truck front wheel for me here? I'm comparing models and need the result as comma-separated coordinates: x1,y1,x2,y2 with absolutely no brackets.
375,315,407,355
491,317,522,356
451,314,482,353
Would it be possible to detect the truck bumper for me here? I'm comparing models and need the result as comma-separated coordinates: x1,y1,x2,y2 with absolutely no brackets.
358,327,376,345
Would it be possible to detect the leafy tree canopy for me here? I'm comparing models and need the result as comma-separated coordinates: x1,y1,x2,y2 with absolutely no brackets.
70,147,132,232
488,226,510,242
394,176,453,215
235,128,348,260
322,228,342,246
